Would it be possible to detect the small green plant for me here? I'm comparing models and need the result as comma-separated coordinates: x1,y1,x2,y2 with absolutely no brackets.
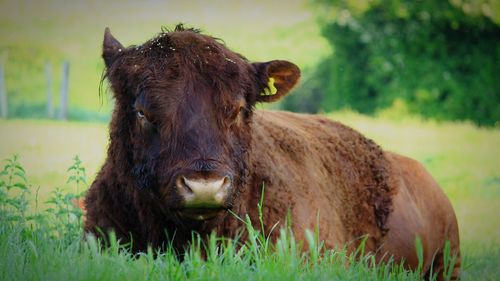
442,241,459,281
228,183,281,262
415,236,424,275
0,154,30,223
66,155,87,198
45,155,88,241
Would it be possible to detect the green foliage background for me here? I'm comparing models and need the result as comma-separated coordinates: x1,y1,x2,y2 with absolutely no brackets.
285,0,500,126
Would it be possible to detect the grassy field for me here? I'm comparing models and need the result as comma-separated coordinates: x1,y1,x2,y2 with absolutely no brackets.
0,112,499,280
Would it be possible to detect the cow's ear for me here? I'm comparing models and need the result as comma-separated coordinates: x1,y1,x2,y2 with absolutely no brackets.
252,60,300,103
103,27,124,68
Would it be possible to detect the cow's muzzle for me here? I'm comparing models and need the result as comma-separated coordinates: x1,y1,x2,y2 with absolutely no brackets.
176,174,232,220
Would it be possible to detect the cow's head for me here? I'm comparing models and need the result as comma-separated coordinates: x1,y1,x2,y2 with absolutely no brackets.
103,25,300,221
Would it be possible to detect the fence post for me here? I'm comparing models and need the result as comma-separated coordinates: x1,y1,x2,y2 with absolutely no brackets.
59,60,69,120
45,61,53,118
0,59,7,119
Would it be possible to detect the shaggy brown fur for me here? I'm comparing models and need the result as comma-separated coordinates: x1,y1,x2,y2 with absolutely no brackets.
84,24,460,280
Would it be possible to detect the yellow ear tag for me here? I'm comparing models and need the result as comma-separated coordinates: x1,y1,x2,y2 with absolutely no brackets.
261,77,278,96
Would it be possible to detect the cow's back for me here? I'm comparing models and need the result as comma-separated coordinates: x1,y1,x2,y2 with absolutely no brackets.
244,110,397,250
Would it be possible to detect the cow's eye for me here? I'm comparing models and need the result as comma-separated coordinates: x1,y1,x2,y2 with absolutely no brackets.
231,106,243,120
136,109,155,131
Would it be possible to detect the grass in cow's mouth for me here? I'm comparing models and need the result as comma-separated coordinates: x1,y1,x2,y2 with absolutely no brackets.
180,207,226,213
177,207,226,220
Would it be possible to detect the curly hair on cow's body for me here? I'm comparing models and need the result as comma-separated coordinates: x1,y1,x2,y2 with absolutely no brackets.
83,24,461,280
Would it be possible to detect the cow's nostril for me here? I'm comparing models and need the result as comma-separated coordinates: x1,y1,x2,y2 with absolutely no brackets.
222,175,231,188
176,175,231,208
176,176,193,194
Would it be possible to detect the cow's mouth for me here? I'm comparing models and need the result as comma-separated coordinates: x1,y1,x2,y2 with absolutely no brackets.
178,207,226,221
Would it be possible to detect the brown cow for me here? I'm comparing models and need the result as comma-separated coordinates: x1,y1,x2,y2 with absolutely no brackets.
84,24,460,279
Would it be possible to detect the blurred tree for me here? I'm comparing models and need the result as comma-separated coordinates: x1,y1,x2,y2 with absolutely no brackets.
285,0,500,125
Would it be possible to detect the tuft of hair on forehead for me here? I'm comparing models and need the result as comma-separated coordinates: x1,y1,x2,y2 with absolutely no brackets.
128,24,248,81
138,24,235,58
141,24,210,50
161,23,202,34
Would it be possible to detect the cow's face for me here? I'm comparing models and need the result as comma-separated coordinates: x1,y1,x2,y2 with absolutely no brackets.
103,25,299,221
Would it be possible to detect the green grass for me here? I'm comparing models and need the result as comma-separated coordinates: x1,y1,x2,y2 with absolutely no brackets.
0,155,461,281
0,112,499,280
0,224,432,281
